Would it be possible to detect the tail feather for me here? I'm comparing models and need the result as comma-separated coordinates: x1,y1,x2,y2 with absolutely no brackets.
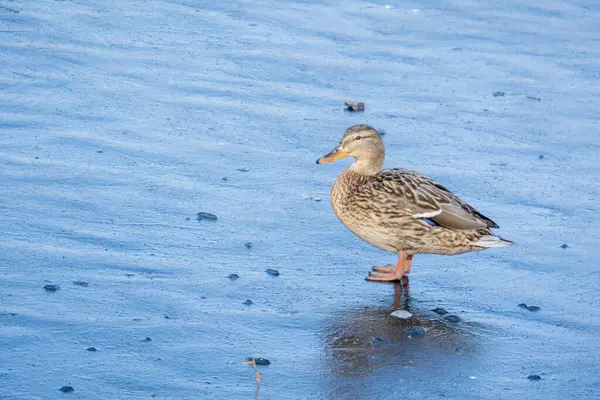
475,235,514,248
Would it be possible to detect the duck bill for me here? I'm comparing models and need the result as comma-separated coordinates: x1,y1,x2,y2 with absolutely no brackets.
316,147,349,164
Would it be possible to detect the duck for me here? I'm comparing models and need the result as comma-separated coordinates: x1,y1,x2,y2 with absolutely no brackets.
316,124,513,282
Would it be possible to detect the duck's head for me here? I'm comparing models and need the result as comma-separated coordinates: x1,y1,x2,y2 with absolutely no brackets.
316,125,385,175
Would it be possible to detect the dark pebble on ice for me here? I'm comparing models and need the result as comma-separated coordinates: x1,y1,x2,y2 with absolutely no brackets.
265,268,280,277
518,303,529,309
246,357,271,365
73,281,88,287
371,337,388,344
59,386,74,393
432,307,448,315
243,299,253,306
222,177,228,181
560,244,569,249
227,273,239,281
344,100,365,111
237,168,249,172
493,91,505,97
527,374,542,381
142,337,152,342
445,315,461,323
96,150,104,153
185,217,191,221
2,6,19,14
527,305,541,312
538,155,545,160
44,284,60,292
86,347,97,352
197,212,218,221
245,242,252,249
526,96,541,101
407,327,428,336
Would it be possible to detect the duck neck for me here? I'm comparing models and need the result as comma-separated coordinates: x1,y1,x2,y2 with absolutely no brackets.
349,153,384,176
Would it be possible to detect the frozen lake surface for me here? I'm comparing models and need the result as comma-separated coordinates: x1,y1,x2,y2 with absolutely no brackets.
1,0,599,399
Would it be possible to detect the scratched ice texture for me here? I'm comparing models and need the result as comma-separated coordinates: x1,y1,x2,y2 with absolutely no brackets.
1,1,599,399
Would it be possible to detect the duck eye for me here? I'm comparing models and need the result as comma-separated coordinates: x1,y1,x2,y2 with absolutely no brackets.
354,135,362,140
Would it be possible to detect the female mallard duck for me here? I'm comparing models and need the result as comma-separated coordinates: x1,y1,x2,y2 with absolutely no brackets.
317,124,513,282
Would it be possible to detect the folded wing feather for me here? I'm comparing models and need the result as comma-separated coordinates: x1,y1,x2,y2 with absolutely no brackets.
371,169,499,231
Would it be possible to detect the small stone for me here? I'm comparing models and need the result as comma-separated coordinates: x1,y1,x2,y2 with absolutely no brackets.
390,310,413,319
432,307,448,315
493,91,505,97
560,244,569,249
86,347,97,352
237,168,249,172
406,327,427,336
245,242,252,249
265,268,280,277
196,212,218,221
526,96,541,101
44,284,60,292
142,337,152,342
227,273,240,281
371,337,388,344
344,100,365,111
222,177,228,181
243,299,253,306
527,305,541,312
538,155,545,160
527,374,542,381
72,281,88,287
246,357,271,365
518,303,529,309
445,314,461,323
185,217,191,221
59,386,74,393
96,150,104,153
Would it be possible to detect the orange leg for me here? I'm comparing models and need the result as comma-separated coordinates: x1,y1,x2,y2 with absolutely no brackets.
404,254,413,275
366,251,413,282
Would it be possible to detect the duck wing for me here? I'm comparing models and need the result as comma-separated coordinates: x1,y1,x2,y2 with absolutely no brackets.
366,168,499,231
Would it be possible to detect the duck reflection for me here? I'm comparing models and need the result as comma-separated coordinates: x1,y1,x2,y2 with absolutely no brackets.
324,282,478,381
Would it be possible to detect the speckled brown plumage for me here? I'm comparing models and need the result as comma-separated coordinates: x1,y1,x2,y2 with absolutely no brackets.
331,168,499,255
317,124,512,281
